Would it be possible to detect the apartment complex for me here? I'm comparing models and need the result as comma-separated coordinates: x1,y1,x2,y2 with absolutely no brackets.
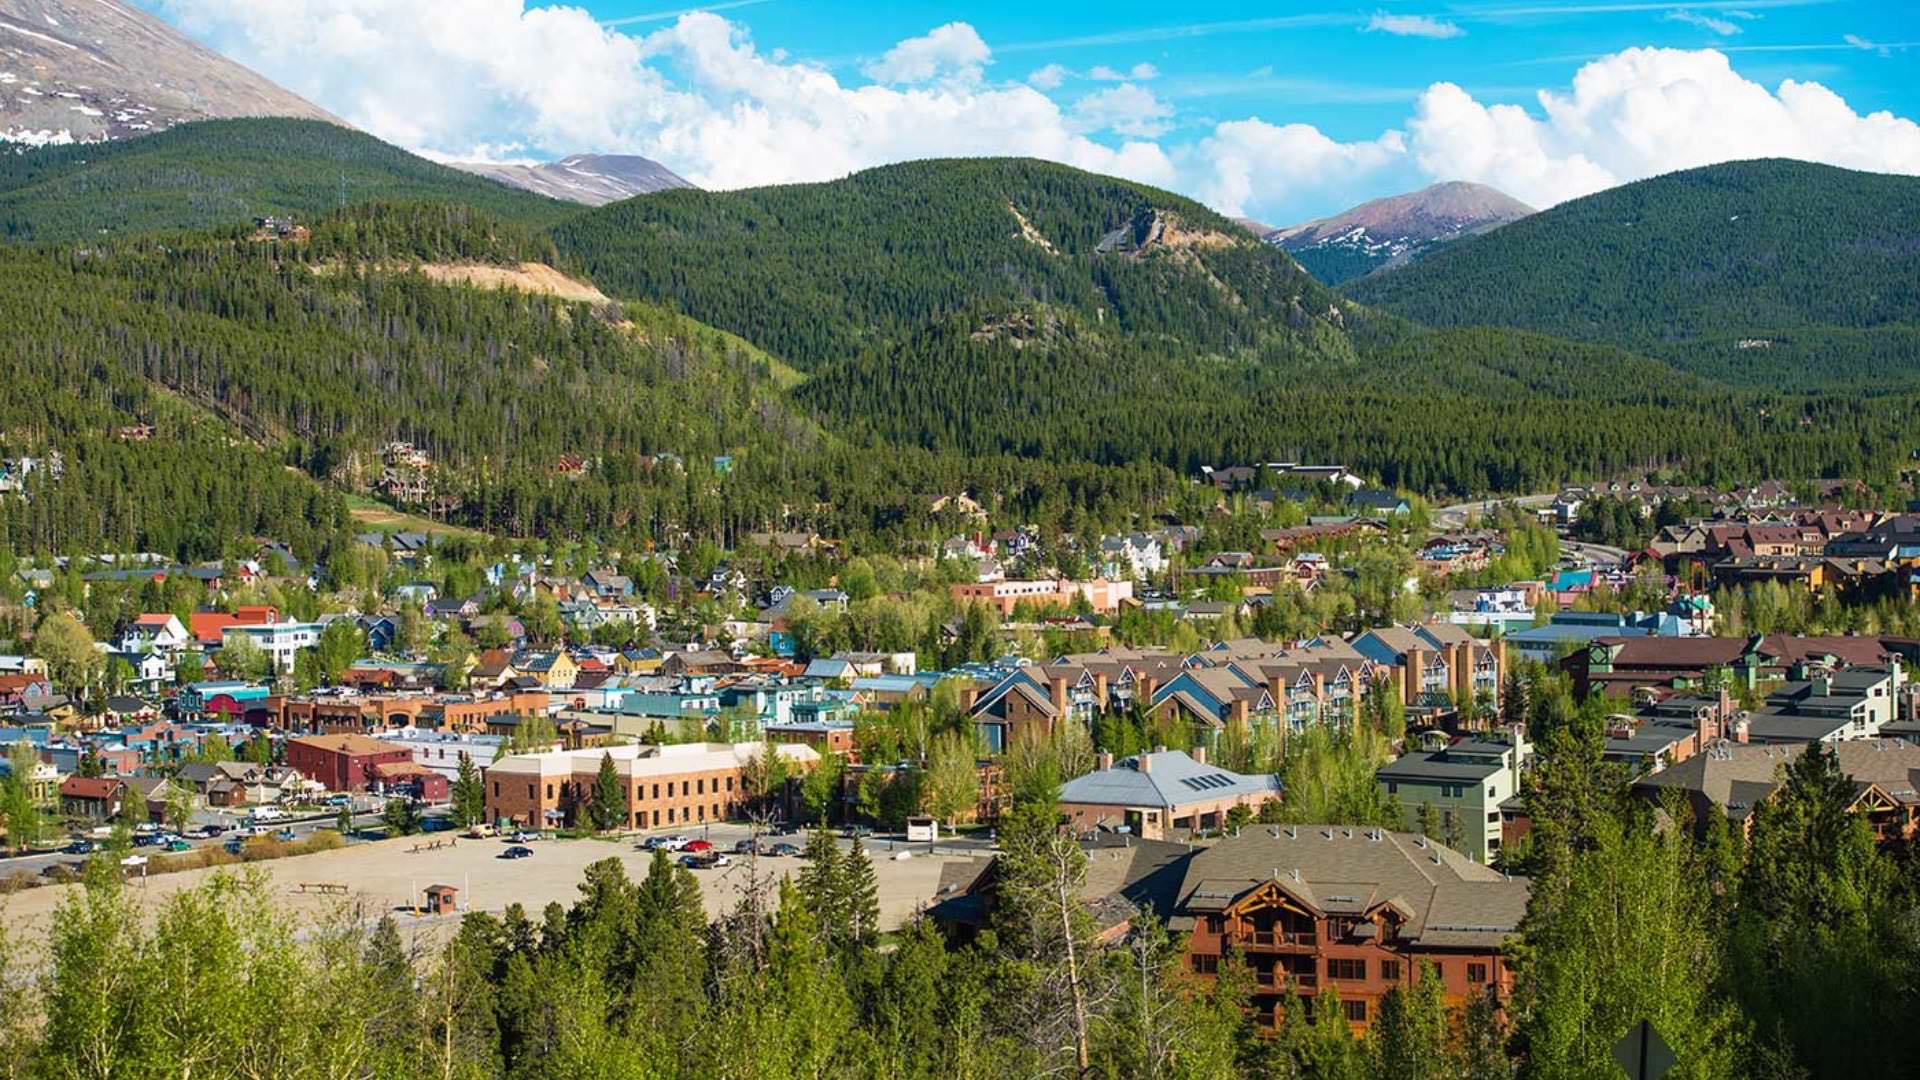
1171,827,1527,1034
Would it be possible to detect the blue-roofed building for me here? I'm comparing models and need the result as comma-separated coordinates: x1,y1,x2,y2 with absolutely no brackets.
1058,748,1282,840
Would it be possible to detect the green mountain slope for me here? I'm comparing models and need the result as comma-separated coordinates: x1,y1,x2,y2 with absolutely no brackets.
1343,159,1920,386
551,157,1368,371
0,118,577,242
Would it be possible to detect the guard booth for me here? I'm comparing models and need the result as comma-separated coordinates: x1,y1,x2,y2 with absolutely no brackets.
423,883,459,916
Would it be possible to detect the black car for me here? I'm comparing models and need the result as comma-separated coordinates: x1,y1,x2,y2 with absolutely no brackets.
733,838,761,855
768,842,802,857
500,845,534,860
63,840,98,855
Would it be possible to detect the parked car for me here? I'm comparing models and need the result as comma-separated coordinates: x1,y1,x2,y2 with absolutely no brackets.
654,835,692,851
164,840,192,852
500,846,534,860
769,843,802,857
509,830,539,843
325,794,353,807
273,828,298,842
732,838,761,855
132,833,162,848
62,839,98,855
841,824,872,840
197,824,224,838
683,839,714,853
680,851,731,869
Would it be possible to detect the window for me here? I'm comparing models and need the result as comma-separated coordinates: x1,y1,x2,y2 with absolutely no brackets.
545,784,554,799
652,784,659,799
713,802,721,819
697,805,706,822
667,782,675,798
1192,954,1220,975
1467,963,1488,984
726,776,734,792
697,778,705,795
526,784,535,799
1380,960,1401,982
1341,999,1368,1023
1486,785,1496,797
1205,915,1226,935
1386,781,1398,795
1327,958,1366,981
492,781,499,797
666,808,675,823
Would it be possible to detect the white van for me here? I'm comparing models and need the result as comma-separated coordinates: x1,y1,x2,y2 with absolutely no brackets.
906,816,939,843
249,806,286,824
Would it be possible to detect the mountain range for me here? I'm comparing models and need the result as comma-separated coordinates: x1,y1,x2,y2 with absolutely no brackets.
449,154,694,206
0,0,340,147
1264,181,1535,286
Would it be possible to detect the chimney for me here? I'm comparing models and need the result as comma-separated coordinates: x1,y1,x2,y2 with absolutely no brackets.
1138,752,1153,773
1096,751,1114,772
1050,676,1069,718
1733,715,1750,744
1405,647,1428,707
1093,671,1110,710
1191,745,1208,766
1230,698,1250,728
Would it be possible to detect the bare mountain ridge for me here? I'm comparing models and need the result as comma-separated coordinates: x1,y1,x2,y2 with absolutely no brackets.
1264,181,1535,285
449,154,695,206
0,0,339,147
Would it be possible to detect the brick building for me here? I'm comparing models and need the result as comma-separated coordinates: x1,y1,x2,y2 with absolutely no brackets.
484,740,819,830
1172,826,1528,1034
285,733,413,792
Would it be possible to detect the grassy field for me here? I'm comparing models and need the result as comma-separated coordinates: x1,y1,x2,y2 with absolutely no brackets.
344,495,489,539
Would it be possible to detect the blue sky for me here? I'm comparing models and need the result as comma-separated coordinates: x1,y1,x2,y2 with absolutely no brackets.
145,1,1920,222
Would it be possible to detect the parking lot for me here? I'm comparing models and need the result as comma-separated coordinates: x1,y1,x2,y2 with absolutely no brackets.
0,820,992,954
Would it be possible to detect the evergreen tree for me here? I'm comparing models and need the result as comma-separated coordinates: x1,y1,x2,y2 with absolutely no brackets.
839,839,880,954
451,754,486,828
588,751,624,832
798,827,847,939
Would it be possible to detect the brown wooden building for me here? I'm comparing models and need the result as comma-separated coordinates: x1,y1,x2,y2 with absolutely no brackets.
1170,826,1528,1034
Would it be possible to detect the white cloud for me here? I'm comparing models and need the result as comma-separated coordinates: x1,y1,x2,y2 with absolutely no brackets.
1365,13,1465,39
1407,47,1920,207
142,6,1920,229
1072,83,1175,138
1089,62,1161,81
861,21,990,85
1184,119,1406,217
1664,10,1743,35
1026,62,1069,90
1844,33,1892,57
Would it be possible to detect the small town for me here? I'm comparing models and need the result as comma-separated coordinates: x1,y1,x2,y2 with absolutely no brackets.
3,458,1918,1077
4,1,1918,1076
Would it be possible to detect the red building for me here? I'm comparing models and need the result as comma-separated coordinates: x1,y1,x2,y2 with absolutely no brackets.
285,733,413,792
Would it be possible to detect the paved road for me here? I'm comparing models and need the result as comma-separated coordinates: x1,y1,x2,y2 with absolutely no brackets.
0,802,427,884
1432,493,1557,531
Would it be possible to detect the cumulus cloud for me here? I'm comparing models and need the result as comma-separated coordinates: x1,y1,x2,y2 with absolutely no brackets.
861,21,990,85
1365,13,1464,39
1185,119,1406,217
149,3,1178,191
1089,62,1159,81
1026,62,1069,90
1072,83,1175,138
1408,47,1920,207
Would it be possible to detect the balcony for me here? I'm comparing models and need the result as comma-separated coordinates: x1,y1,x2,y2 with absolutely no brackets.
1255,969,1317,992
1243,929,1317,948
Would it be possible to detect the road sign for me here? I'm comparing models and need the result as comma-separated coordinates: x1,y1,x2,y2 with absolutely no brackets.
1612,1019,1677,1080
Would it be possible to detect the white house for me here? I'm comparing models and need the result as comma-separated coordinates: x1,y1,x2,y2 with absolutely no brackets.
222,620,323,674
117,614,190,656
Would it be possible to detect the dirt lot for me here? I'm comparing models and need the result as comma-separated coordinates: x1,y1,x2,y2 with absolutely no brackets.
0,823,988,954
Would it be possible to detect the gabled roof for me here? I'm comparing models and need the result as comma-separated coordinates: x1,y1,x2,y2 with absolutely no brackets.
1170,825,1526,946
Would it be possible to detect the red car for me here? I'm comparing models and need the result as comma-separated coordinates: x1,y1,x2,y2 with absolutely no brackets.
683,839,714,853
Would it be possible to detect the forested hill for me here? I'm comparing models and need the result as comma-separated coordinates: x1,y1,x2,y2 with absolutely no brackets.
550,157,1372,371
0,119,578,243
1343,159,1920,387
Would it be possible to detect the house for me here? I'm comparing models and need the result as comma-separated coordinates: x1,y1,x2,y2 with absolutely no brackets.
222,619,323,674
1739,666,1904,744
1173,827,1528,1033
1376,730,1529,864
1347,489,1411,518
512,651,579,689
582,569,635,599
1058,748,1281,840
950,578,1134,616
117,614,190,656
122,775,178,821
59,776,125,821
930,832,1194,944
1099,533,1168,580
